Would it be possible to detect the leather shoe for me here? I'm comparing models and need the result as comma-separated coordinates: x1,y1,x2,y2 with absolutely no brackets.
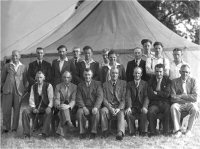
2,129,9,134
89,133,96,139
116,131,123,141
80,133,87,139
102,131,109,138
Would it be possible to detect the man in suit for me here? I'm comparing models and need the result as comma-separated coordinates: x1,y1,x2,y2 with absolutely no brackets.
69,47,83,85
171,64,199,138
22,71,53,138
27,47,52,92
147,64,171,137
1,50,28,133
54,71,77,136
126,47,148,82
76,46,100,82
125,67,149,136
76,68,103,139
101,67,126,140
52,45,71,88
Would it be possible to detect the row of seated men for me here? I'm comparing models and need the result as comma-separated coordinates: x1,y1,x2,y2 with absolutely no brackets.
1,39,198,141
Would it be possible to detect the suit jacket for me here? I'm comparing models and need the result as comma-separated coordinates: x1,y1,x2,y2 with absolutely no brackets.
126,59,148,82
103,80,126,110
27,60,51,90
76,80,103,109
147,75,171,103
51,59,71,87
101,64,126,83
126,80,149,109
54,82,77,109
76,61,100,82
1,62,28,96
69,58,83,85
171,77,197,103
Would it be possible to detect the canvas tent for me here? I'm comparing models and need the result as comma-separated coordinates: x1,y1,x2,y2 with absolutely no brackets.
1,0,200,89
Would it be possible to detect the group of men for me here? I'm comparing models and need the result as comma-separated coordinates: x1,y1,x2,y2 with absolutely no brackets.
1,39,199,141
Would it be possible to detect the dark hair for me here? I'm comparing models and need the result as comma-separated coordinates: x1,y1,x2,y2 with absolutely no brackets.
141,39,152,45
153,42,163,48
36,47,43,51
155,63,164,70
173,48,183,53
83,46,93,52
57,45,67,51
108,50,117,57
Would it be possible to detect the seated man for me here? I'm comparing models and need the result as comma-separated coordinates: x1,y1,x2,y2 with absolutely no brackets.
54,71,77,136
101,67,126,140
147,64,171,137
125,67,149,136
76,68,103,139
171,64,199,138
22,71,53,138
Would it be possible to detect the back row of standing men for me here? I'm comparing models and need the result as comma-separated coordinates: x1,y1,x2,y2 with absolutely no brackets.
1,39,198,140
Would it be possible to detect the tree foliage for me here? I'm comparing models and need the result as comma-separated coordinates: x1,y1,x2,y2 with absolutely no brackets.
139,0,200,44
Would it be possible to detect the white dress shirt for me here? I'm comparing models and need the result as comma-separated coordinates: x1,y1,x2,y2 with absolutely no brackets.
83,59,95,68
57,57,68,72
169,60,186,80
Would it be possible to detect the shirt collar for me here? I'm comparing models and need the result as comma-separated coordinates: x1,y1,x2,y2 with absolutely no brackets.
37,59,43,63
102,62,109,67
135,59,141,63
108,62,120,69
10,61,22,67
57,57,68,62
83,59,95,64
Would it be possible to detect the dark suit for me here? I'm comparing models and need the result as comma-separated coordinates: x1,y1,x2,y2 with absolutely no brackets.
101,64,126,83
101,80,126,134
77,60,100,82
126,59,149,82
51,59,71,88
125,80,149,134
76,80,103,134
69,58,83,85
27,60,51,91
147,75,171,134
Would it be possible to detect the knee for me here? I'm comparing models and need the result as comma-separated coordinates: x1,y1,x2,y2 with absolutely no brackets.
76,108,84,118
100,107,108,116
170,103,179,112
22,108,31,116
189,104,199,115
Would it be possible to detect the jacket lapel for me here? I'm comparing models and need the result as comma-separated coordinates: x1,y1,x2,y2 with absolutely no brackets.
108,80,114,95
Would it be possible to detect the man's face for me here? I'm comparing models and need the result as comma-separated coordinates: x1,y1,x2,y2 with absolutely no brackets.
73,49,80,59
83,71,93,82
134,48,142,60
173,51,182,62
180,66,190,80
143,42,151,52
62,73,72,84
58,48,67,59
110,68,119,81
109,54,117,64
133,68,142,80
36,73,45,84
102,52,109,62
36,49,44,60
12,51,20,64
154,45,163,56
84,49,93,60
155,67,164,79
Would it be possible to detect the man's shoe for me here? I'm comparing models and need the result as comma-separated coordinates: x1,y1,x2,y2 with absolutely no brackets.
173,130,182,138
129,132,136,137
116,131,123,141
140,132,148,137
89,133,96,139
1,129,9,134
38,133,47,139
148,132,157,137
102,131,109,138
79,133,87,139
23,134,30,139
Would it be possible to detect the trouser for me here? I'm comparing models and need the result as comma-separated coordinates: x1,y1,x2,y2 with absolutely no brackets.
171,103,199,132
2,87,21,131
76,108,100,134
22,107,52,136
100,107,125,134
126,107,148,134
148,101,170,134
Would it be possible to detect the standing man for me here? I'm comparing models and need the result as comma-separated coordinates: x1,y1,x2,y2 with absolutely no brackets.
101,67,126,140
169,48,187,80
147,64,171,137
126,47,148,82
125,67,149,136
52,45,71,88
77,46,100,82
141,39,155,60
171,64,198,138
76,68,103,139
1,50,28,133
70,47,83,85
28,47,51,92
22,71,53,138
100,48,110,83
54,71,77,136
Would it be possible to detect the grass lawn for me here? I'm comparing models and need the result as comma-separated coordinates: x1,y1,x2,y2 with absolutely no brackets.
1,105,200,149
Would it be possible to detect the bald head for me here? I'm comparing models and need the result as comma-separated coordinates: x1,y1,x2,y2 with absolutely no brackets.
12,50,21,64
62,71,72,84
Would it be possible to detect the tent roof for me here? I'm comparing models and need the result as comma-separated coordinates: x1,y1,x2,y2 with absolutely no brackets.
23,0,200,54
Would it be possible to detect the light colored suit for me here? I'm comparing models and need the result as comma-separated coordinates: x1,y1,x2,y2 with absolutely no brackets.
101,80,126,134
1,62,28,131
171,77,199,132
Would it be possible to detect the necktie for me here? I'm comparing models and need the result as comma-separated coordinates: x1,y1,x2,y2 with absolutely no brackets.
156,79,161,91
38,61,42,70
182,81,187,94
113,82,116,95
136,60,139,66
74,59,78,65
